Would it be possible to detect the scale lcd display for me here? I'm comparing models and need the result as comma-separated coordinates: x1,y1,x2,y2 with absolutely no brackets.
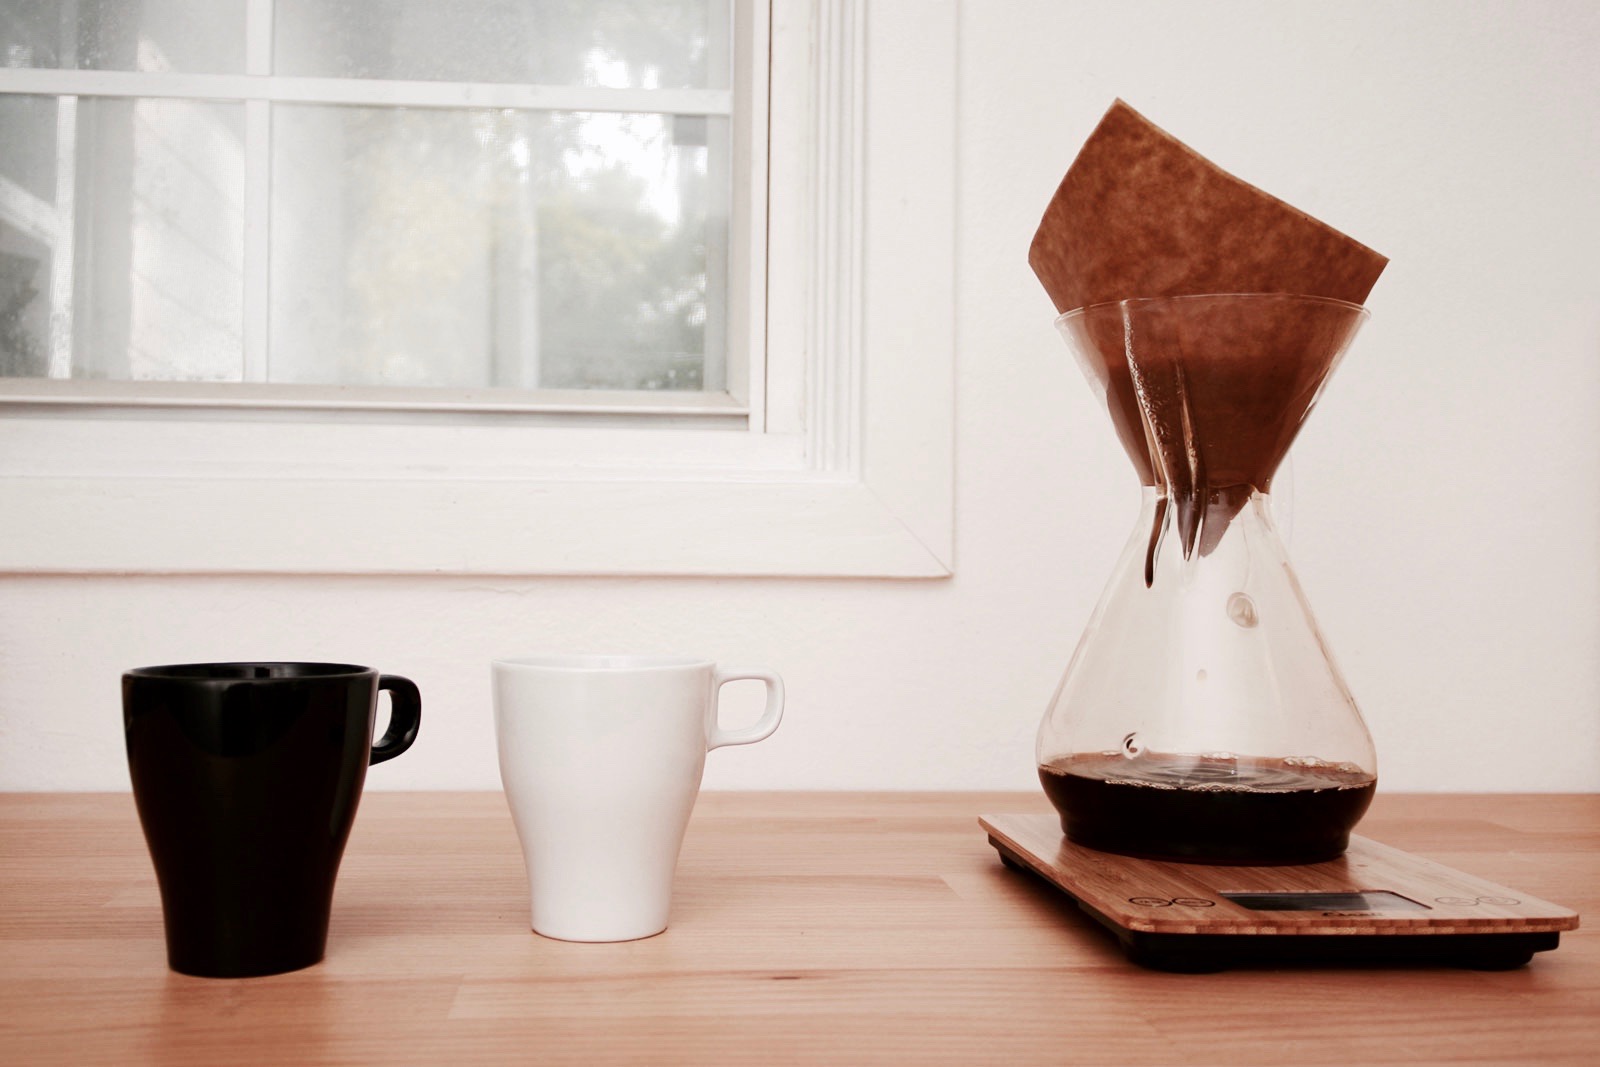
1221,891,1430,912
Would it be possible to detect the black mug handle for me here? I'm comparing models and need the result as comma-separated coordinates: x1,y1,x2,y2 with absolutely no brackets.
370,675,422,765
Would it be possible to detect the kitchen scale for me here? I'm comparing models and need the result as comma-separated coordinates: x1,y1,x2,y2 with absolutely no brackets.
981,813,1578,972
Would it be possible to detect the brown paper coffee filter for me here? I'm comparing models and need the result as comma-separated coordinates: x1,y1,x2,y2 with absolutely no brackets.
1061,295,1367,573
1033,101,1386,567
1029,100,1388,315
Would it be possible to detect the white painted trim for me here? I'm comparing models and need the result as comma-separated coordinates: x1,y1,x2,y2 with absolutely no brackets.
242,0,272,381
719,0,767,421
0,0,957,578
0,68,735,116
0,379,749,416
242,99,270,382
245,0,273,76
46,0,78,380
0,418,801,481
0,478,938,577
806,0,865,474
857,0,957,567
759,0,811,439
47,96,76,378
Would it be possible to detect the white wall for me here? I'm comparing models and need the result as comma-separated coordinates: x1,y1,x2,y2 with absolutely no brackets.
2,0,1596,792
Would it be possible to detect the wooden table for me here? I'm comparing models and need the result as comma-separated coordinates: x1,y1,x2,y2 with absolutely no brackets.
2,792,1595,1065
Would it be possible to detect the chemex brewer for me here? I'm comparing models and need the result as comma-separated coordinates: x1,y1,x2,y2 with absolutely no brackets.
1028,101,1388,865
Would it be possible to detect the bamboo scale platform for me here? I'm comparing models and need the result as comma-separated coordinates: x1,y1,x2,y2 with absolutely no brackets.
981,813,1577,970
2,791,1596,1065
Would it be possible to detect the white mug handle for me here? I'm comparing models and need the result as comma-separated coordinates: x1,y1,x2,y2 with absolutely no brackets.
708,667,785,750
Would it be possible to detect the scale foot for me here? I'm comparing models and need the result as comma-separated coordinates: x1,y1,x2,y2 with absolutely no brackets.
1123,944,1228,974
1461,950,1535,971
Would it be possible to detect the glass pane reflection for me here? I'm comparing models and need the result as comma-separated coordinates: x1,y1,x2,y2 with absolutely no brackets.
0,96,246,383
1,0,246,74
270,105,726,392
274,0,723,89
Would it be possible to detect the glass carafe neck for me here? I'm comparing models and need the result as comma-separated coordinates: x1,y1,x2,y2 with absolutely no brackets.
1137,484,1282,589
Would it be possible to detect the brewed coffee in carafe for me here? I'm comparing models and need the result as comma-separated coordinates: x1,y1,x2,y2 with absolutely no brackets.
1036,294,1377,865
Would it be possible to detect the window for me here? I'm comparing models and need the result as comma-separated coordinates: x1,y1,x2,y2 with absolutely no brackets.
2,0,746,406
0,0,955,577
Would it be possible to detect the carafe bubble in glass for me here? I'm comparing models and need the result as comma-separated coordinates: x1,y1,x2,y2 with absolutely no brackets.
1038,293,1377,865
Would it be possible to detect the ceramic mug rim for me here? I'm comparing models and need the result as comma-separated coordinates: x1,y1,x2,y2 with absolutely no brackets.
493,653,715,674
125,662,376,682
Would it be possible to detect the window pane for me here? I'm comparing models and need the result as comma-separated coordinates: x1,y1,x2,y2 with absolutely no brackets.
1,0,246,73
87,98,246,382
0,95,58,377
270,105,726,392
0,219,51,377
274,0,725,89
0,94,58,201
0,95,247,383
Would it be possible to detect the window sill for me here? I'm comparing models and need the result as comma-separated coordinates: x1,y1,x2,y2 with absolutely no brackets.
0,474,949,577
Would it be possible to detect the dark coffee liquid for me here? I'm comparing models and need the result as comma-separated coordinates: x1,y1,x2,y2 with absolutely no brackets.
1040,752,1375,865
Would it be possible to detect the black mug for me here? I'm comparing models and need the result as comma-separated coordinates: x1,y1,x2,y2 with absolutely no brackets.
123,662,421,978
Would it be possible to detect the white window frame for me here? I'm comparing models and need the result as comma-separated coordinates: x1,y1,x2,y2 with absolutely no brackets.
0,0,956,578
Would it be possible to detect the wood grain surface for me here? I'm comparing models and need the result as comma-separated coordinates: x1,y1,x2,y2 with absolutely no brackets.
2,791,1596,1066
983,813,1579,936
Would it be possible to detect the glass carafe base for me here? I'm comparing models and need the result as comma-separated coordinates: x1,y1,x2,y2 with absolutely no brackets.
1039,751,1376,866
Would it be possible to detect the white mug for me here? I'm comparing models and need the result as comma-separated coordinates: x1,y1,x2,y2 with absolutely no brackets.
492,654,785,942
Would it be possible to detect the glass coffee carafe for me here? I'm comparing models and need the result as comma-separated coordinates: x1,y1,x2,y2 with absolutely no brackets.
1038,293,1377,865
